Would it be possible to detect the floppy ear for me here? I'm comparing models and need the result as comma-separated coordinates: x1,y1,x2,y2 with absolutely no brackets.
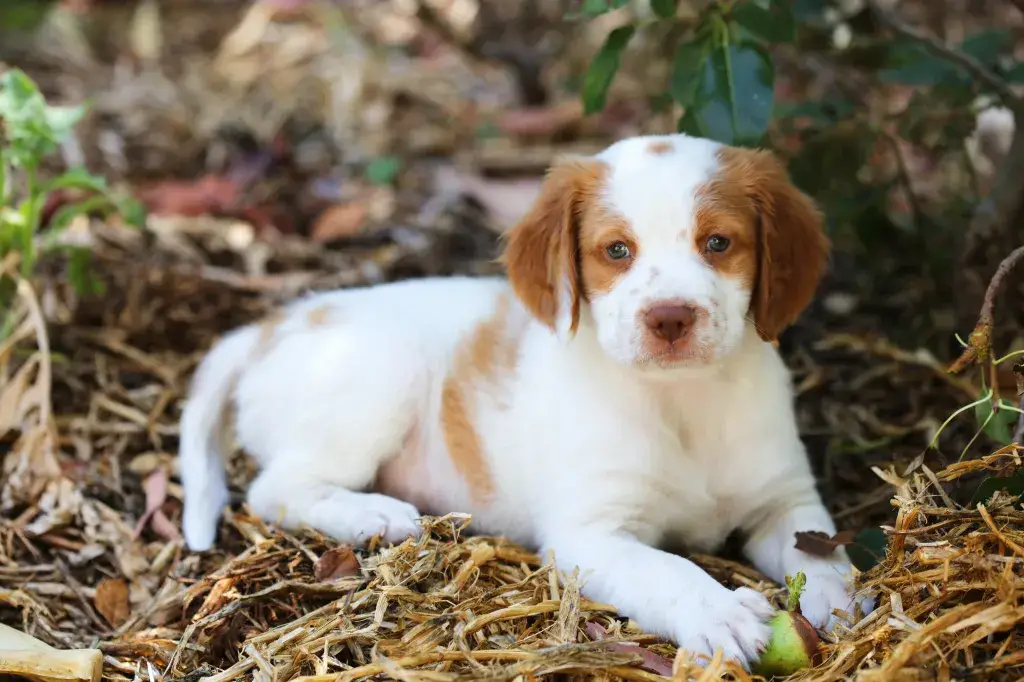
501,159,600,337
741,150,830,342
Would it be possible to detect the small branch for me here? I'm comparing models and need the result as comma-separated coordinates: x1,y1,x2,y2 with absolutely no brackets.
949,245,1024,373
867,0,1021,114
978,245,1024,328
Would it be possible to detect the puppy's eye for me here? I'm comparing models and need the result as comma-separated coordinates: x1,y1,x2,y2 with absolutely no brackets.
706,235,730,253
606,241,631,260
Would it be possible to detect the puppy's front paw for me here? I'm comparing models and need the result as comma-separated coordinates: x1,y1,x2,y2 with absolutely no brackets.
675,586,775,669
799,572,873,631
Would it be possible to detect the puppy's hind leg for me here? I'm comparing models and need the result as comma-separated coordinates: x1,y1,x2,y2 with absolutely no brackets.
246,465,422,546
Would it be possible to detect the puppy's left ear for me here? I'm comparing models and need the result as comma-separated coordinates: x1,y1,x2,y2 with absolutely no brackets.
500,158,602,337
734,149,830,342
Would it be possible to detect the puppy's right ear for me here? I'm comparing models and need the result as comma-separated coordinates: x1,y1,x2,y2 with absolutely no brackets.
500,159,603,337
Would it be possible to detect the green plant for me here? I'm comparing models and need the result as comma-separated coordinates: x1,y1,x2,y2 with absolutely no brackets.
574,1,1024,349
0,68,144,331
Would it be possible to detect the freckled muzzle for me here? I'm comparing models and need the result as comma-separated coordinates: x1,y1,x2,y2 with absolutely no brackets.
638,301,709,357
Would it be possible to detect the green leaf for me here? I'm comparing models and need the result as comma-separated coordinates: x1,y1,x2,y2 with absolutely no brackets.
581,24,636,115
881,29,1012,87
1005,61,1024,83
116,196,147,229
0,0,56,33
971,469,1024,506
364,156,402,186
66,247,104,297
650,0,676,19
44,167,109,194
43,103,87,141
670,37,711,107
783,572,806,612
974,395,1019,446
732,1,796,44
689,41,775,146
571,0,630,19
847,528,887,571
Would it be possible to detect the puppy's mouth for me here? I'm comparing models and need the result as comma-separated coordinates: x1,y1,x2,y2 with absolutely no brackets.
638,337,715,368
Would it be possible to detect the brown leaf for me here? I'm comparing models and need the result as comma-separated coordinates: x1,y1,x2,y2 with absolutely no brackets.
310,202,369,243
585,622,674,676
94,577,131,627
794,530,857,557
139,175,240,218
133,468,181,541
314,546,360,582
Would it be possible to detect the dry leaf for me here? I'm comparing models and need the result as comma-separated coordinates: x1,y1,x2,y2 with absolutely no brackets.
310,202,369,243
314,546,360,582
94,577,130,627
584,622,674,676
794,530,857,557
133,468,180,541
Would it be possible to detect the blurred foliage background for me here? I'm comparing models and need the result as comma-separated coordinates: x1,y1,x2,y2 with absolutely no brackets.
2,0,1024,574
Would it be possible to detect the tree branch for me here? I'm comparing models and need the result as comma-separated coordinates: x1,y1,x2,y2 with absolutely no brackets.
867,0,1022,114
949,245,1024,373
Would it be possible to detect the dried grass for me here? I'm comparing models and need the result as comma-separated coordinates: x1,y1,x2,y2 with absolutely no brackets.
2,2,1023,680
0,213,1020,682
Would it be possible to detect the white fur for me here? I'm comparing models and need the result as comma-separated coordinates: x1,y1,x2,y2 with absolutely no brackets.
179,134,871,668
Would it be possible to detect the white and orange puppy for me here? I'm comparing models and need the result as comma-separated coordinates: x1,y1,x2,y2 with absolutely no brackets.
180,133,866,667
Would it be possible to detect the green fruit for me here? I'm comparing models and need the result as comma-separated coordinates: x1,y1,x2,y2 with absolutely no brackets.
752,610,822,678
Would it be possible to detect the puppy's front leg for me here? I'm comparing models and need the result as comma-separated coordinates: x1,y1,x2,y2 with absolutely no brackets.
743,491,871,630
543,528,774,668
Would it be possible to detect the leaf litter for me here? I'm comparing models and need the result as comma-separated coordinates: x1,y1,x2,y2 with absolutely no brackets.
2,0,1024,680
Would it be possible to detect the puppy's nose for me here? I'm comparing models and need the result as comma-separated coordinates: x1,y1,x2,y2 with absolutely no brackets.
644,305,696,343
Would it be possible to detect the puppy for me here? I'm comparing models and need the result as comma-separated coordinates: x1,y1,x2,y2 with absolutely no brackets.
180,133,868,667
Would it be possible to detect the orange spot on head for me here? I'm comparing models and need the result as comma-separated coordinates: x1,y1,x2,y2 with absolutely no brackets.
646,140,674,155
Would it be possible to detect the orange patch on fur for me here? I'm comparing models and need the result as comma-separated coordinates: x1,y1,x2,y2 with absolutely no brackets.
255,310,285,357
578,212,638,297
698,147,829,341
646,141,674,155
307,305,331,327
440,293,524,503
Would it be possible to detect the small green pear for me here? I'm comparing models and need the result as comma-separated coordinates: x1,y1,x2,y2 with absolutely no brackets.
751,610,822,678
751,571,822,679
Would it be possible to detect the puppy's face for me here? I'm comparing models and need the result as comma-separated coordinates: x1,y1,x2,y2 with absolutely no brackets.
502,134,829,370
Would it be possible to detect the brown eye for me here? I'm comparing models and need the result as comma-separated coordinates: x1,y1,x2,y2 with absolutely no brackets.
606,241,631,260
706,235,730,253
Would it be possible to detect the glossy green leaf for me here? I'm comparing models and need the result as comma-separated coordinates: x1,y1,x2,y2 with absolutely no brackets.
670,37,711,107
582,24,636,114
695,41,775,146
650,0,676,19
974,395,1019,446
846,528,887,571
732,0,795,44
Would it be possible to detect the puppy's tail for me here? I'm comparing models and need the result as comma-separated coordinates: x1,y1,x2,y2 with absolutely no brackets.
180,325,260,551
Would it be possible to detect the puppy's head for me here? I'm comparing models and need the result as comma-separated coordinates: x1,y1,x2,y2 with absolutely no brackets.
501,134,829,369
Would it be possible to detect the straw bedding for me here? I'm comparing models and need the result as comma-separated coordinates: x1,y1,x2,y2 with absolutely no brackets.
1,221,1022,682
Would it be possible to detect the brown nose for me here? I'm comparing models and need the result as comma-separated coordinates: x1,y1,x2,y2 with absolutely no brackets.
644,305,696,343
